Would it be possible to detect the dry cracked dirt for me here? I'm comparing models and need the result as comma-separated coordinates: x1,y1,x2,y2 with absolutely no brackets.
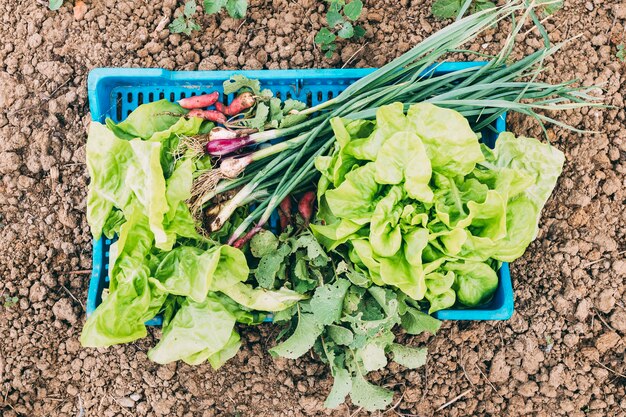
0,0,625,416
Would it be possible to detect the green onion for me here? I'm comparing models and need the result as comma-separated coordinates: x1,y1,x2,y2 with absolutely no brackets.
196,2,604,243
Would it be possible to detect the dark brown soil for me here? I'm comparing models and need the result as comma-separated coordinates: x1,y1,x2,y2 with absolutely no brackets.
0,1,625,416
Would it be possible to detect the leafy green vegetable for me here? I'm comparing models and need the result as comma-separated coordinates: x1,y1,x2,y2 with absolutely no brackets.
221,282,306,312
446,261,498,306
316,0,365,58
147,293,240,366
221,75,307,131
400,306,442,335
431,0,496,20
315,103,564,312
349,365,393,411
617,44,625,63
169,1,202,36
390,344,427,368
204,0,248,19
81,208,166,347
225,0,247,19
310,279,351,325
270,310,323,359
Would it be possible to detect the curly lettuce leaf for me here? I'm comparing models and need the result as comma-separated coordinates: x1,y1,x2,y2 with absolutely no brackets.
407,103,484,176
325,162,380,225
86,122,135,239
445,261,498,307
369,186,404,257
81,209,165,347
374,131,434,202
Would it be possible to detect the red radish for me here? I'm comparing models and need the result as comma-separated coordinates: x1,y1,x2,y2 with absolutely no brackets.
188,109,227,124
298,191,316,226
215,102,228,114
217,92,256,116
232,225,262,249
178,92,219,109
278,196,293,230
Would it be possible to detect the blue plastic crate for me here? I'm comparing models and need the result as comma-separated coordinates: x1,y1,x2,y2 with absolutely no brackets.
86,65,514,324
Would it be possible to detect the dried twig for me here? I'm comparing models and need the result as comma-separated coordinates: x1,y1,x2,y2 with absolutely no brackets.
10,77,73,115
582,250,626,268
435,389,472,412
77,395,85,417
460,357,476,388
593,360,626,379
341,42,369,69
61,285,85,311
67,270,92,275
383,383,407,414
349,406,363,417
475,364,503,399
593,308,615,332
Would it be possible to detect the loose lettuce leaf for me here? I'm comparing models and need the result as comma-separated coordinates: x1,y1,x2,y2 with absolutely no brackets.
81,209,165,347
147,294,239,366
86,122,135,239
379,251,426,300
152,246,221,303
325,163,380,225
105,100,186,140
310,219,363,250
488,133,565,261
221,282,306,312
445,261,498,307
127,139,170,249
424,270,457,313
344,103,407,161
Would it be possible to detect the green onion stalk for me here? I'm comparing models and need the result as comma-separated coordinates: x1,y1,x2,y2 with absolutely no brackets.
200,1,604,244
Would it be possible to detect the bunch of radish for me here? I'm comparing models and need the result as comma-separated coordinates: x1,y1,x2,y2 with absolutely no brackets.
179,91,256,124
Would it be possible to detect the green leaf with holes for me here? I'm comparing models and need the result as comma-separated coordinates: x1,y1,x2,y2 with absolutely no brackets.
226,0,247,19
315,27,337,45
353,25,366,38
204,0,227,14
337,22,354,39
431,0,461,19
184,0,198,17
343,0,363,21
49,0,63,10
327,10,344,28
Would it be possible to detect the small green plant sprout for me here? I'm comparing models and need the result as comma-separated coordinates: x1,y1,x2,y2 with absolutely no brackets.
432,0,561,21
2,294,18,308
617,44,626,63
169,0,202,35
204,0,248,19
431,0,496,20
48,0,63,10
315,0,365,58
